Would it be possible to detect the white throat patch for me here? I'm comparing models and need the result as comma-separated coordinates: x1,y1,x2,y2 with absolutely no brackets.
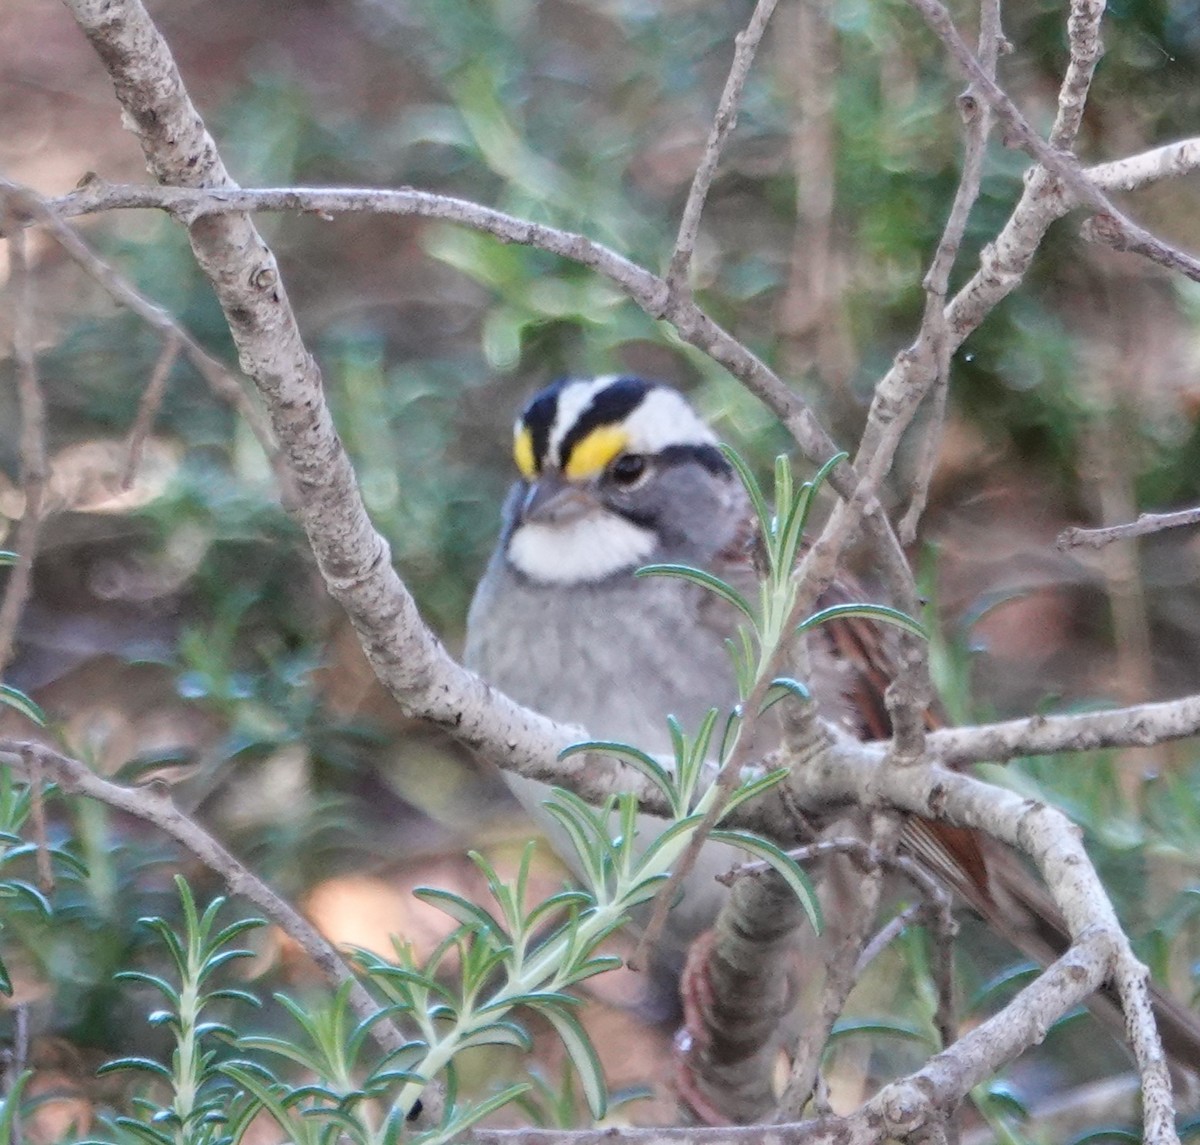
507,513,656,585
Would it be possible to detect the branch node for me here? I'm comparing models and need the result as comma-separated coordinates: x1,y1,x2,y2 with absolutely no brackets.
880,1080,930,1135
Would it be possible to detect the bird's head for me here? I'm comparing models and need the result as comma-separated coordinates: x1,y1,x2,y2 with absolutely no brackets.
503,376,742,585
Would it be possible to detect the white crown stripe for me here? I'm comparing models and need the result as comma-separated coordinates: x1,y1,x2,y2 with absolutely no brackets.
541,378,716,471
547,377,619,469
622,386,716,454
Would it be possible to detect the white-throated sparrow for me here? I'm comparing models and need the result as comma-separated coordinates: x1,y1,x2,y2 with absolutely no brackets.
464,376,762,957
464,375,1200,1066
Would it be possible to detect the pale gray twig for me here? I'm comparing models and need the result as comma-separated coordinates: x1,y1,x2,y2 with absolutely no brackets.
1114,945,1177,1145
38,180,925,610
776,814,901,1121
1088,138,1200,192
926,692,1200,767
856,902,925,977
0,222,54,888
899,0,1004,546
468,937,1109,1145
1049,0,1106,150
1058,506,1200,550
0,216,48,677
9,1004,28,1145
0,179,283,490
123,332,181,488
905,0,1200,283
666,0,780,299
49,0,1189,1134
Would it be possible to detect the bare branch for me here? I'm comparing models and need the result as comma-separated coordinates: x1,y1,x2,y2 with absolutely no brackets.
26,751,53,895
0,178,283,489
905,0,1200,283
666,0,780,299
855,901,924,977
776,822,891,1120
1058,506,1200,550
468,935,1114,1145
926,693,1200,766
1081,209,1200,278
6,1003,29,1145
1114,946,1178,1145
37,182,926,611
122,332,181,488
47,2,1193,1135
790,839,958,1052
1049,0,1105,150
43,181,851,484
676,871,811,1125
900,0,1004,544
1088,137,1200,192
0,214,48,676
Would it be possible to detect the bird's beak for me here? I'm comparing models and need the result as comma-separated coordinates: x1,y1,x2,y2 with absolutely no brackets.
519,471,600,525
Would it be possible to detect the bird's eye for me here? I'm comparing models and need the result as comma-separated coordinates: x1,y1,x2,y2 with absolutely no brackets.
608,453,648,487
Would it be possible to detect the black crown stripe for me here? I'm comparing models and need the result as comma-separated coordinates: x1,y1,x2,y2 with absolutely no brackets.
656,442,731,476
520,379,571,475
557,377,655,469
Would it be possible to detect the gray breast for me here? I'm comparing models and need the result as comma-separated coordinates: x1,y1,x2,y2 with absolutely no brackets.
465,554,740,755
465,552,745,957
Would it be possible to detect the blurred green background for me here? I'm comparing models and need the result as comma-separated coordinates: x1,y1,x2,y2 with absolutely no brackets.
2,0,1200,1136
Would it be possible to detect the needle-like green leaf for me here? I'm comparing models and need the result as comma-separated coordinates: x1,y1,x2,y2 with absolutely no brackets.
797,602,927,640
709,829,822,934
636,563,756,622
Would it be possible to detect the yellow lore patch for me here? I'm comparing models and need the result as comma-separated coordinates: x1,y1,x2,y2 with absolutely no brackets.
513,425,537,480
563,426,628,479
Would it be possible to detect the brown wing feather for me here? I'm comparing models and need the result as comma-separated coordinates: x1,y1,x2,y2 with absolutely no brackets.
705,524,1200,1065
816,574,1200,1068
815,579,994,905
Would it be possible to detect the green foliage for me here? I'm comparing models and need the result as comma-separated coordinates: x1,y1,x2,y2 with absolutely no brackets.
0,1069,33,1141
0,555,47,727
76,770,812,1141
88,877,264,1145
641,450,924,705
0,772,89,999
0,684,45,726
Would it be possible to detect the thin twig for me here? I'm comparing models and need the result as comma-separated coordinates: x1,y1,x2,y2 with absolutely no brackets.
666,0,780,298
0,217,53,928
123,332,182,488
855,902,924,976
926,692,1200,767
776,0,843,382
1048,0,1105,150
775,827,889,1120
1088,138,1200,192
0,215,49,677
26,751,53,895
10,1004,28,1145
899,0,1004,545
40,179,848,486
904,0,1200,283
631,653,779,969
0,180,283,490
36,179,931,630
1058,506,1200,550
1113,946,1177,1145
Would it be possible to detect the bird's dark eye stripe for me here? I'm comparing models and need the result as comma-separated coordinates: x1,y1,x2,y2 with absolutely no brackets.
657,443,731,476
557,377,654,470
